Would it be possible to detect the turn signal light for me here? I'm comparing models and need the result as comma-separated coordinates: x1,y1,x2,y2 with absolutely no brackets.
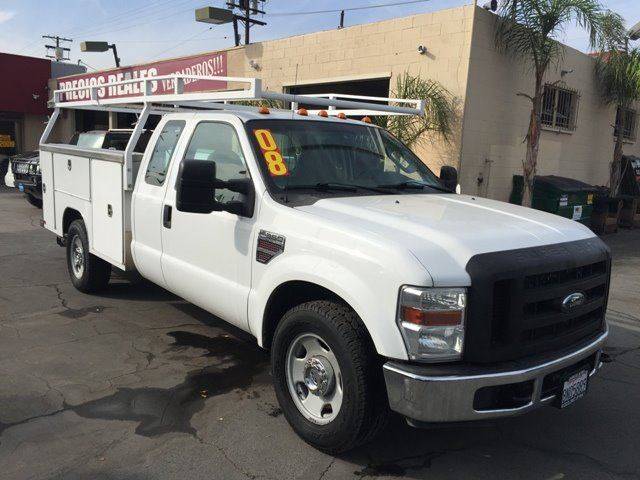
401,306,462,327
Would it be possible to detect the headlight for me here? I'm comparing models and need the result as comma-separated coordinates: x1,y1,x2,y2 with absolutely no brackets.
397,286,466,362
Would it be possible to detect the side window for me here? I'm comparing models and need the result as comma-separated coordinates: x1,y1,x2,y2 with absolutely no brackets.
184,122,249,204
145,120,185,187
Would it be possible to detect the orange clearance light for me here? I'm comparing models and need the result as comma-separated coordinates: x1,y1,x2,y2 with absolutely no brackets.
297,108,308,116
318,110,329,117
337,112,347,119
258,106,270,114
401,306,462,327
362,116,372,124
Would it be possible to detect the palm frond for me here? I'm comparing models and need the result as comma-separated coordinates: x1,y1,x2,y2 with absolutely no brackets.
496,0,610,71
372,72,455,148
595,48,640,108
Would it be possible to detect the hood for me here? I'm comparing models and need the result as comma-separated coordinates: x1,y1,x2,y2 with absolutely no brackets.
296,193,595,286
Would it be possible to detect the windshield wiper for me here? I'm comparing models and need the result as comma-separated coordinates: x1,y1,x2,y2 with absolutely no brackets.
284,182,392,194
376,181,453,193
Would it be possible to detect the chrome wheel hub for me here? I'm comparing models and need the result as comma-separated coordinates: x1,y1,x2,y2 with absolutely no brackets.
71,236,84,278
303,356,335,397
286,333,343,425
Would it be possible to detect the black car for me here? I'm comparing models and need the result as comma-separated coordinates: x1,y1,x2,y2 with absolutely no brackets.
11,151,42,207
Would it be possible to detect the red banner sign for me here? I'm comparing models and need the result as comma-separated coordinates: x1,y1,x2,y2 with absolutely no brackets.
57,51,227,101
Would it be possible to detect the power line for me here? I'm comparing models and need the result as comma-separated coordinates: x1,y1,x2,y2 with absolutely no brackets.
269,0,431,17
149,27,220,59
69,0,199,40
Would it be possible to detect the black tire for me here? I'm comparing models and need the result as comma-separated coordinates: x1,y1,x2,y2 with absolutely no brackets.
66,219,111,293
25,193,42,209
271,300,389,453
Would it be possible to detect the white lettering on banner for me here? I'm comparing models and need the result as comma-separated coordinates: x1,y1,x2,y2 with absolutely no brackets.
57,52,227,102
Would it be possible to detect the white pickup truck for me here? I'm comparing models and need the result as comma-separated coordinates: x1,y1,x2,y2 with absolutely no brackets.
40,75,610,453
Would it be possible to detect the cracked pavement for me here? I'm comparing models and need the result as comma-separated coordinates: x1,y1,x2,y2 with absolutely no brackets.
1,185,639,480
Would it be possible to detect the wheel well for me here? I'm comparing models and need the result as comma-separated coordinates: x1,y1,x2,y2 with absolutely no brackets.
62,208,82,234
262,281,347,350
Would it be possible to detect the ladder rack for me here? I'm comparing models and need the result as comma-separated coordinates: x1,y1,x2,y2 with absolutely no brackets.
42,74,426,190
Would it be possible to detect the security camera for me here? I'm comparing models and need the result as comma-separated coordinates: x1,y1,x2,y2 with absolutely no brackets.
417,45,427,55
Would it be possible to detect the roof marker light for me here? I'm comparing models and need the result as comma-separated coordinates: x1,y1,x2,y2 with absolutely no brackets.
318,110,328,117
259,106,270,114
337,112,347,119
297,108,308,116
362,116,372,124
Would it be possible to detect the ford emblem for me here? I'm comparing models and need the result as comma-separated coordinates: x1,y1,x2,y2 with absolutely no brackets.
561,292,585,312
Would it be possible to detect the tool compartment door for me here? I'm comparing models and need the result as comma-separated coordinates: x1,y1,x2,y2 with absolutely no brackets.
40,150,56,231
91,159,124,266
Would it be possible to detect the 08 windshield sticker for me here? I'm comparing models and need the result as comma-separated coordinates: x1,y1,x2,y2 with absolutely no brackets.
253,129,289,177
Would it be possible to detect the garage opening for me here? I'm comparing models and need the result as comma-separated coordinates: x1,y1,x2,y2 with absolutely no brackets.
285,77,390,110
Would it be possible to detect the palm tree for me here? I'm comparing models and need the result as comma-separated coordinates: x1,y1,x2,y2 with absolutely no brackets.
595,34,640,195
495,0,620,207
372,72,455,148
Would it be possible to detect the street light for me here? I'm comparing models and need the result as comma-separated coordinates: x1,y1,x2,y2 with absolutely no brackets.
80,41,121,68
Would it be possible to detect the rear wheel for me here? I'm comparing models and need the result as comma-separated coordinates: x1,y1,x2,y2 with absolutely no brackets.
66,219,111,293
271,300,389,453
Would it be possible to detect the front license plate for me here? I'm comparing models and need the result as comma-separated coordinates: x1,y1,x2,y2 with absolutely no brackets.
560,369,589,408
18,183,24,192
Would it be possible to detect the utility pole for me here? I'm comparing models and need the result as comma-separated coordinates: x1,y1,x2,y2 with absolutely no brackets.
225,0,267,46
43,35,72,61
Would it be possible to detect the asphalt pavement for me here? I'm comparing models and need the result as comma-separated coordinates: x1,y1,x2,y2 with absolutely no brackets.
0,185,639,480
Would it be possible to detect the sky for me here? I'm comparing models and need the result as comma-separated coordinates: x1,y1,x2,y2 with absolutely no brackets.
0,0,638,71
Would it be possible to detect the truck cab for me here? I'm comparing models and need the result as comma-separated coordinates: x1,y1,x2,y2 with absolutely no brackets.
39,75,610,454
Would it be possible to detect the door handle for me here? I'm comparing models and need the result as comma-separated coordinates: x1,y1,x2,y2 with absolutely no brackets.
163,205,172,228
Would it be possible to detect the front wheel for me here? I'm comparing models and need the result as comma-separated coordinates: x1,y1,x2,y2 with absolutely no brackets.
66,219,111,293
271,300,389,453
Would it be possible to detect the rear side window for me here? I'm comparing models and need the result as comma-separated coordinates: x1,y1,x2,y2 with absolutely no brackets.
145,121,185,187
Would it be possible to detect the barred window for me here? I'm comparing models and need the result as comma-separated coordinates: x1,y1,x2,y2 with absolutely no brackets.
614,107,637,141
541,84,579,131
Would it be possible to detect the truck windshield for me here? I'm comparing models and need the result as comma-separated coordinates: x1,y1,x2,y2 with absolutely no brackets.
245,120,446,197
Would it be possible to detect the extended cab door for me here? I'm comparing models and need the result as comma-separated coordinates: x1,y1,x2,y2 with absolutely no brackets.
131,119,187,287
160,120,256,329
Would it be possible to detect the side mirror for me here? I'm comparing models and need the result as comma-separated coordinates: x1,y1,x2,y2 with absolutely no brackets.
176,159,255,217
440,165,458,192
176,159,218,213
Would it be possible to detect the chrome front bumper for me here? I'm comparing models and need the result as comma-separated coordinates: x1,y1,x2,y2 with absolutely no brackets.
383,328,608,423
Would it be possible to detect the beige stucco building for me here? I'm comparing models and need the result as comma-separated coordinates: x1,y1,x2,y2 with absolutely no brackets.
220,4,640,200
57,3,640,201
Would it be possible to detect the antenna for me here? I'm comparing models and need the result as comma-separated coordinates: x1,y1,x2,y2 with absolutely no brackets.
43,35,73,62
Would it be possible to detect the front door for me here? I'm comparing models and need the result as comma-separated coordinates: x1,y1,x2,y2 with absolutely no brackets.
131,119,186,287
161,121,255,329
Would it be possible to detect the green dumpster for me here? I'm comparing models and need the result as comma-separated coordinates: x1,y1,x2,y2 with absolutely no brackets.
510,175,597,225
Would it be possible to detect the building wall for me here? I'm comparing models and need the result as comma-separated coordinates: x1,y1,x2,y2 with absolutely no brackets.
0,53,50,115
225,5,477,174
461,7,640,201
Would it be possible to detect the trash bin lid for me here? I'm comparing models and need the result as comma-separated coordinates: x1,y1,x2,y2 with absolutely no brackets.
534,175,596,193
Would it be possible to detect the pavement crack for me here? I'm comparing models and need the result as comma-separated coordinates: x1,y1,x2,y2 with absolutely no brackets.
193,432,272,480
0,407,67,437
318,458,335,480
49,283,70,311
